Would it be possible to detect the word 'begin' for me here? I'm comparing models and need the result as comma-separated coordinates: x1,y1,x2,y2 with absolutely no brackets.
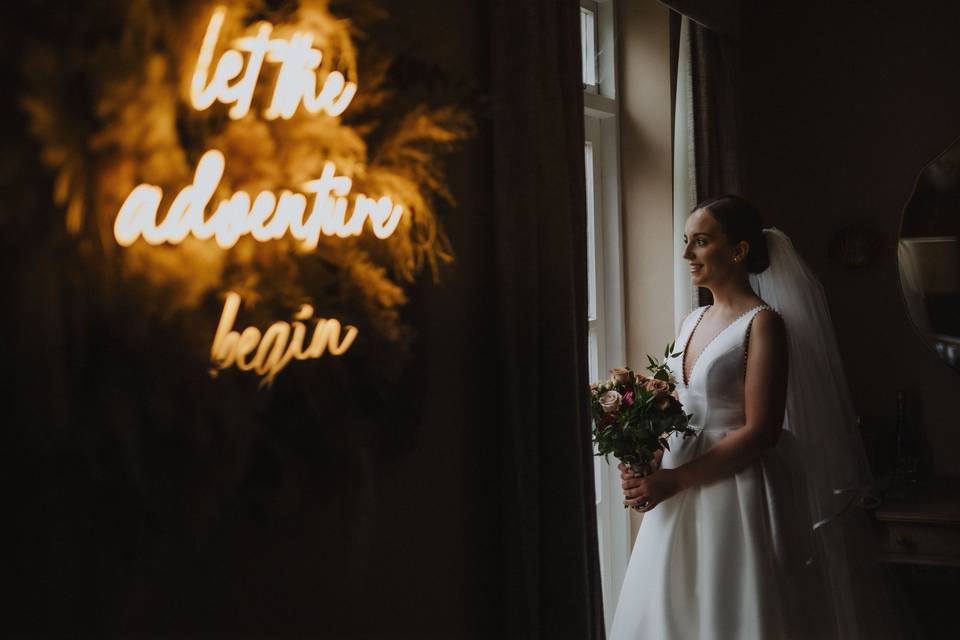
211,291,359,385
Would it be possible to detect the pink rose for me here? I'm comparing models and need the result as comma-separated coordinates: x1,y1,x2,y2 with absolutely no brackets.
644,379,670,395
599,390,622,414
623,390,634,407
610,367,632,385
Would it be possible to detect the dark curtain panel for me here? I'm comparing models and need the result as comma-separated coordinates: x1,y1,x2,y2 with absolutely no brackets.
469,1,604,638
689,22,742,203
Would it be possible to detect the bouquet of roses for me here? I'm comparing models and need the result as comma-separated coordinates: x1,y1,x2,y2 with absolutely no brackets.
589,343,697,479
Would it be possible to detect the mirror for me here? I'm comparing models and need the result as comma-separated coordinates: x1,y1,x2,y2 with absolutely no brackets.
898,136,960,370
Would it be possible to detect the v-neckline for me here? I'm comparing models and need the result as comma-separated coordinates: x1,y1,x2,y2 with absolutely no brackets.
681,304,767,387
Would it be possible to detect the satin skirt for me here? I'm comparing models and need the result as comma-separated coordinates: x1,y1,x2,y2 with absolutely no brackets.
608,429,831,640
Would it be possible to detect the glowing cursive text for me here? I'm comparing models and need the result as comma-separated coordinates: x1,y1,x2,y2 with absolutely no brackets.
190,6,357,120
114,150,404,249
210,291,359,385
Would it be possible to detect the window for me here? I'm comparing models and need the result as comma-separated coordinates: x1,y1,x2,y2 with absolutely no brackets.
580,5,598,92
581,1,626,632
585,139,600,386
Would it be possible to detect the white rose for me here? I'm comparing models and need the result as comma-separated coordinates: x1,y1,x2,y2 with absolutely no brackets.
599,390,622,414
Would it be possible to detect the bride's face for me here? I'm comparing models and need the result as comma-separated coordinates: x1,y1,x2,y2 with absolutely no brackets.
682,208,741,286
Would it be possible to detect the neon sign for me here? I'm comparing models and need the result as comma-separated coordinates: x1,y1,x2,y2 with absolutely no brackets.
110,5,384,383
114,6,394,251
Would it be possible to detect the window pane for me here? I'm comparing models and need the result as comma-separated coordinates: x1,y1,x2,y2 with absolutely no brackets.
589,328,602,506
588,326,600,388
580,8,597,87
594,452,603,506
585,141,597,322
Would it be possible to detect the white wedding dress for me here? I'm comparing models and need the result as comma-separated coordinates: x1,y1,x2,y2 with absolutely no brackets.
609,304,831,640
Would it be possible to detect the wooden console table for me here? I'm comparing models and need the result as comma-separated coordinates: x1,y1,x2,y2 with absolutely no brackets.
873,481,960,567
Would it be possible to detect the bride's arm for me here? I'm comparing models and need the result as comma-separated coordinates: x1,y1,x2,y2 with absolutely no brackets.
623,309,788,510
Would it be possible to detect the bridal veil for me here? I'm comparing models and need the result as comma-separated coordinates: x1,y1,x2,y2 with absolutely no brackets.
751,228,904,638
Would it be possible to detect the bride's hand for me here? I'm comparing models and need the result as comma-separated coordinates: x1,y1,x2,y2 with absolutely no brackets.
620,466,681,512
617,450,663,478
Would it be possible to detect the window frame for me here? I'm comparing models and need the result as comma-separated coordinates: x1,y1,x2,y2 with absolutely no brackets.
581,0,628,632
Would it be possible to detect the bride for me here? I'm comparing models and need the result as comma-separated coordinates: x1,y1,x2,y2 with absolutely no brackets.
609,195,893,639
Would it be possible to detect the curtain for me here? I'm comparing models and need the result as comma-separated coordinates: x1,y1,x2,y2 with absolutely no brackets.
673,15,698,328
689,21,741,203
471,1,605,637
663,1,743,305
690,16,741,310
661,0,745,197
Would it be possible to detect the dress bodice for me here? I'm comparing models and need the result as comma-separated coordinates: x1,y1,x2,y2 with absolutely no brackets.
665,305,770,435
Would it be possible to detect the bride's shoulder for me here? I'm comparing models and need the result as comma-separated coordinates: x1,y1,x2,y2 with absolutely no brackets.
754,303,783,321
748,306,787,343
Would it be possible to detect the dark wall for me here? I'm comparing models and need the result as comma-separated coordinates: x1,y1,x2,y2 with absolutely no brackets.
739,0,960,477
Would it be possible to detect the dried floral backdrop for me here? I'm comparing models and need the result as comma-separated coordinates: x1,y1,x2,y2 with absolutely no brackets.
21,0,472,341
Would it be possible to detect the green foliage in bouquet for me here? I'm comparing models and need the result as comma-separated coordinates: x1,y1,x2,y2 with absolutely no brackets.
589,342,697,470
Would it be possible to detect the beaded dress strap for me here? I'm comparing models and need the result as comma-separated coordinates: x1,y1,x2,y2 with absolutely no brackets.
742,305,775,376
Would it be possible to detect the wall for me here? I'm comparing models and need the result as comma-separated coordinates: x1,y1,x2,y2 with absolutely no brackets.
738,0,960,478
618,0,675,537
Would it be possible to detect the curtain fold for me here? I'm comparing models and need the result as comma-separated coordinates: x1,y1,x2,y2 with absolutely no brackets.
481,1,604,637
658,0,741,39
673,15,698,328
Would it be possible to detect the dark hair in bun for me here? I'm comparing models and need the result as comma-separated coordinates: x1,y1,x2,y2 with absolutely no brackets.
694,195,770,274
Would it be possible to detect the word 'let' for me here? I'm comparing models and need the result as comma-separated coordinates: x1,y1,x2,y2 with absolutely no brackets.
191,6,357,120
211,292,358,385
114,149,403,249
